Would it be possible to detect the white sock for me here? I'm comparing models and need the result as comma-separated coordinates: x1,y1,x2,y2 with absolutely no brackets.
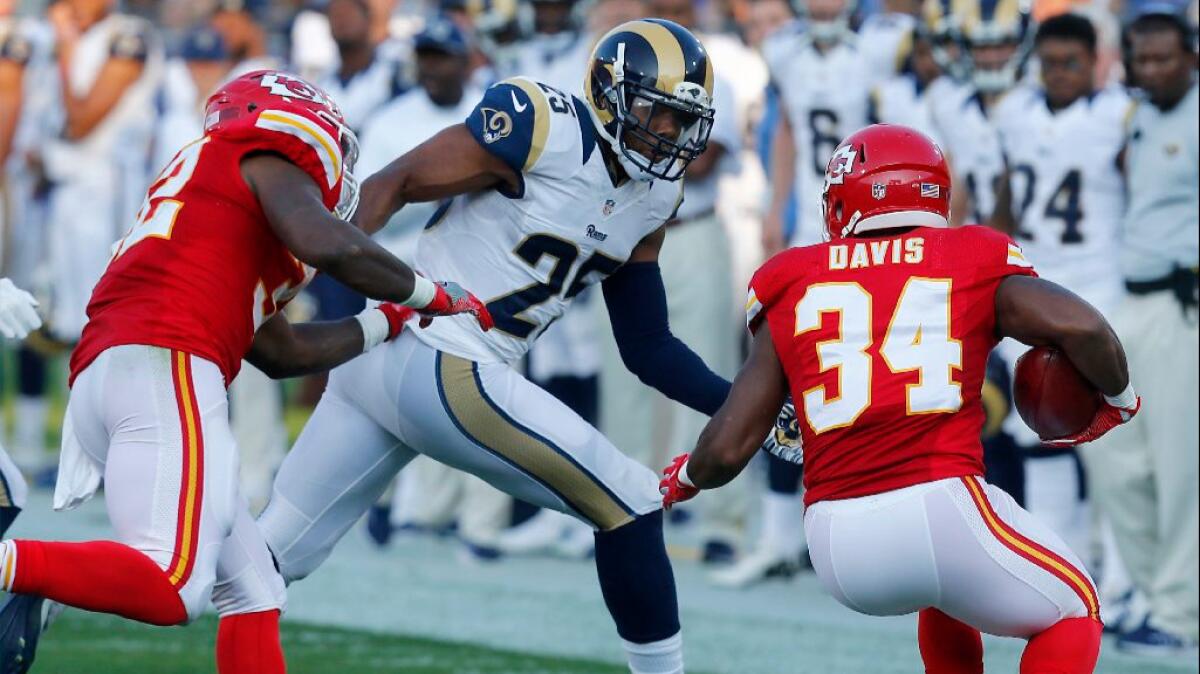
761,491,805,558
623,632,683,674
0,540,17,591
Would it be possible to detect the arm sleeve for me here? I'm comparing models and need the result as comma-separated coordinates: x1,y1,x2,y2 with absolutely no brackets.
602,261,732,417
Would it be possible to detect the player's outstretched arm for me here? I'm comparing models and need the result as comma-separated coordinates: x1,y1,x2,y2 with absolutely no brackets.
690,331,789,486
995,275,1128,396
246,304,411,379
243,153,492,329
660,330,789,507
602,228,733,417
353,125,520,235
244,153,419,302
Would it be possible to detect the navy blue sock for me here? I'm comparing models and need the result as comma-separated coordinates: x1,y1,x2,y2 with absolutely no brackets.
767,452,803,494
18,347,46,397
593,510,679,643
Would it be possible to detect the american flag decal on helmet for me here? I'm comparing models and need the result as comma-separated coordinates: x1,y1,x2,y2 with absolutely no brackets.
920,183,940,198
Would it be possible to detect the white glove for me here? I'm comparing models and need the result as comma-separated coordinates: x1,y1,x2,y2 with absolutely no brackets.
761,396,804,465
0,278,43,340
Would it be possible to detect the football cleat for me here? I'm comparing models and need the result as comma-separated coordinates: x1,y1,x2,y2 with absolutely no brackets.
494,510,595,560
1117,617,1199,658
365,503,393,548
708,546,807,589
0,594,44,674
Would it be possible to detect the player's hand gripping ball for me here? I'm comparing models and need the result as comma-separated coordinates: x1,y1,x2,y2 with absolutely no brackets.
1014,346,1100,441
1014,346,1108,443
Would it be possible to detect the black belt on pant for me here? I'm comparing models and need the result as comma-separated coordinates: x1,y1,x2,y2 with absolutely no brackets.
1125,266,1198,314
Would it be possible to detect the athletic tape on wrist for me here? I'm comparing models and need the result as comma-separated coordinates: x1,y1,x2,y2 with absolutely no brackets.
677,461,695,488
401,275,437,309
1105,382,1137,410
355,308,390,352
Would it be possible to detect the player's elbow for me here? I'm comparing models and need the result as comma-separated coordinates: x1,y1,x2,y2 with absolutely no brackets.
615,340,657,386
363,164,414,208
305,240,367,275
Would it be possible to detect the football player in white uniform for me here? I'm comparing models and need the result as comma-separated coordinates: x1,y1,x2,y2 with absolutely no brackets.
762,0,893,253
929,0,1030,227
993,13,1130,569
217,20,774,674
868,23,947,143
42,0,162,343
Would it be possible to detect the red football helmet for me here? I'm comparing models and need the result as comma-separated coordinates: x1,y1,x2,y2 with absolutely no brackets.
821,124,951,241
204,70,360,219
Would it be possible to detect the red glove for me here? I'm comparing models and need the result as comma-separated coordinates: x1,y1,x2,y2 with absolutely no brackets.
376,303,415,341
417,281,494,332
1043,391,1141,447
659,453,699,510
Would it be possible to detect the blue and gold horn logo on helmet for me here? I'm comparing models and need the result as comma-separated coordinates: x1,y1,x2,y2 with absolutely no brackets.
583,18,715,182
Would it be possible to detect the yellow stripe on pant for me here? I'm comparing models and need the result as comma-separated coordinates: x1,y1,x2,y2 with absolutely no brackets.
437,353,634,531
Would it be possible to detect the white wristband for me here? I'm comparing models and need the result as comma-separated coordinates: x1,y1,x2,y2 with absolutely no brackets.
401,275,437,309
1105,382,1137,410
355,307,390,352
677,460,695,488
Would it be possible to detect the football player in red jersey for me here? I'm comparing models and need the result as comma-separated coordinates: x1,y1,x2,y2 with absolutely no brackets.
660,125,1141,673
0,70,492,674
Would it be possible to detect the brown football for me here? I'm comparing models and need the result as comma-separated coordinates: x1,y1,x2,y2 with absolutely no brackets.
1013,346,1102,441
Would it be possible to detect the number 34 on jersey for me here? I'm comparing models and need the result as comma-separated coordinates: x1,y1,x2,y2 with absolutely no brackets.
748,227,1036,438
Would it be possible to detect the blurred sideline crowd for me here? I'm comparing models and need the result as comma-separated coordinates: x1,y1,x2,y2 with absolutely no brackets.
0,0,1196,658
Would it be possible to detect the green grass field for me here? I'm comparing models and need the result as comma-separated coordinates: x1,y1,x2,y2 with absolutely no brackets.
35,612,629,674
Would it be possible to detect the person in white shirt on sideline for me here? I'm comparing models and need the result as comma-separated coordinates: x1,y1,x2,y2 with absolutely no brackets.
1088,8,1199,657
41,0,162,344
0,1,55,475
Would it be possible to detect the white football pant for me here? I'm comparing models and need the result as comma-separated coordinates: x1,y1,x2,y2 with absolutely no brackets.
59,345,285,620
1082,290,1199,639
805,476,1099,638
242,330,661,594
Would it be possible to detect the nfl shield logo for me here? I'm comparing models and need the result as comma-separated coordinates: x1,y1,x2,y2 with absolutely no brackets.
603,199,616,216
872,183,886,200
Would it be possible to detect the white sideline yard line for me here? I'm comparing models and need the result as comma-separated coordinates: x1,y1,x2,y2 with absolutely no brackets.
14,491,1195,674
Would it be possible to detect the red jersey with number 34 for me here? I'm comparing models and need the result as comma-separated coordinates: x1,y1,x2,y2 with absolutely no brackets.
69,104,347,386
747,226,1037,505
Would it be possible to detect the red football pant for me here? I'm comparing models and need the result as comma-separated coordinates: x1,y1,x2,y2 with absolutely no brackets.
918,608,983,674
11,540,187,626
217,610,286,674
1021,618,1102,674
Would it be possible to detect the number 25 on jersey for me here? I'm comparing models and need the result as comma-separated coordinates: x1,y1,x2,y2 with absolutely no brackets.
796,279,963,434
